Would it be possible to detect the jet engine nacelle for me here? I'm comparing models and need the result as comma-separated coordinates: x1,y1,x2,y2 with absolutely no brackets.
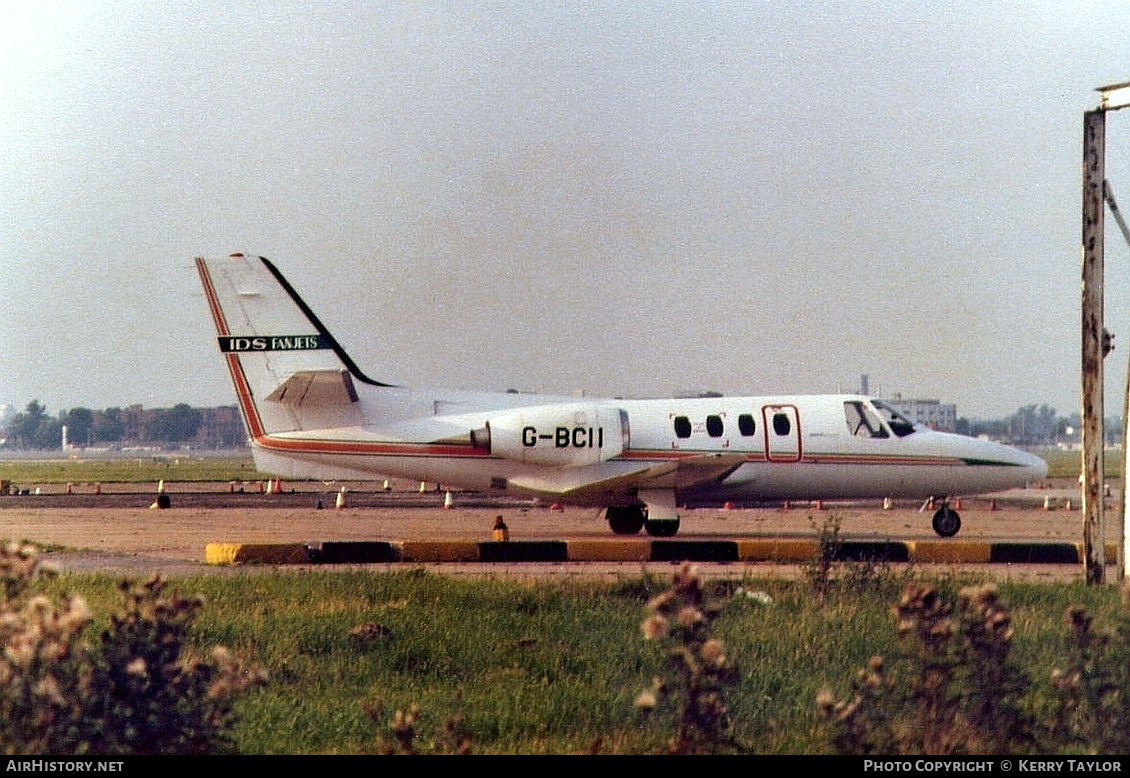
471,404,629,466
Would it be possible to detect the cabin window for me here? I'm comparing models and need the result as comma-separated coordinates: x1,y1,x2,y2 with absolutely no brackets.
738,413,756,436
772,412,791,436
706,414,724,437
673,416,692,438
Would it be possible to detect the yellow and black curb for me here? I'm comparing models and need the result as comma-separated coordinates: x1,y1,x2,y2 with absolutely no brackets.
204,540,1122,566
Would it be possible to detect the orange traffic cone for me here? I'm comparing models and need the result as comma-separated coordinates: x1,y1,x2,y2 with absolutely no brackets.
492,515,510,542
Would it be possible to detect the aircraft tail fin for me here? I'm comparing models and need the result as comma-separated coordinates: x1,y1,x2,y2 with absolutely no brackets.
195,253,384,440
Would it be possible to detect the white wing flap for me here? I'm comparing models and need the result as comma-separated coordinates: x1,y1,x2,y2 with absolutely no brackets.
636,453,747,490
506,453,746,501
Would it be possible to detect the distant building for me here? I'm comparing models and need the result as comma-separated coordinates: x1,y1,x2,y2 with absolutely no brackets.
884,394,957,432
857,375,957,432
194,405,246,448
88,404,247,449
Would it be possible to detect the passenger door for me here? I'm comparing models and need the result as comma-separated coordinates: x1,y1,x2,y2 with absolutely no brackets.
763,404,801,462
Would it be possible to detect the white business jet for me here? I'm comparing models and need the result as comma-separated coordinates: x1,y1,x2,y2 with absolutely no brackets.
195,253,1047,538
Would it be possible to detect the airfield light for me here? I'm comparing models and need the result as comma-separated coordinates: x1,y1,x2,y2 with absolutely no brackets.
1098,81,1130,112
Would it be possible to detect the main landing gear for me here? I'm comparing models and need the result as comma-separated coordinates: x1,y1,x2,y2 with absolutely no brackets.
930,500,962,538
605,505,681,538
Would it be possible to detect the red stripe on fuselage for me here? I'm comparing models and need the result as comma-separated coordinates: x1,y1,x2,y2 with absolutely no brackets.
251,434,486,458
246,435,962,467
618,449,961,467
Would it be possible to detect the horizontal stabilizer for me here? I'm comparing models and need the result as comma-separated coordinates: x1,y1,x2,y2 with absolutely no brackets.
265,370,359,406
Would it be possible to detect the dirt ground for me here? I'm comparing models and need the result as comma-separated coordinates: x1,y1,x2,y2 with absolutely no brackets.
0,478,1124,582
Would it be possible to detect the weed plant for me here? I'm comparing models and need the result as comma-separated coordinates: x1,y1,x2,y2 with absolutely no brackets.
635,564,745,753
0,543,264,754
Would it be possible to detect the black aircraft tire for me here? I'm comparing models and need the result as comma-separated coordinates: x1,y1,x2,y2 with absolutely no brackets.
645,518,680,538
607,506,645,535
931,507,961,537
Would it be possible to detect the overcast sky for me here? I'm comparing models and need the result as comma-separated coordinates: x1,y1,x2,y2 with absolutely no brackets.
2,1,1128,422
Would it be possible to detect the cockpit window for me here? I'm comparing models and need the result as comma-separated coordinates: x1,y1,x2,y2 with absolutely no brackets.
870,400,918,437
843,401,888,438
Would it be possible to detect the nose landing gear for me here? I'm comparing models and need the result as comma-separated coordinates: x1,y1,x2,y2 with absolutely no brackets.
929,500,962,537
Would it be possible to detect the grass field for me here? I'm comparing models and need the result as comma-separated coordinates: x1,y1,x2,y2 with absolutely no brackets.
1041,447,1122,480
32,565,1128,755
0,453,259,485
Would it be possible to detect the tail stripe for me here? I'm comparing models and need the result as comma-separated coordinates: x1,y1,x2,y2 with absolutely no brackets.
259,257,393,387
194,257,267,440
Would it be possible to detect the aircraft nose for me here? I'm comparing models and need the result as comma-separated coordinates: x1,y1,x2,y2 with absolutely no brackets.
1019,450,1048,482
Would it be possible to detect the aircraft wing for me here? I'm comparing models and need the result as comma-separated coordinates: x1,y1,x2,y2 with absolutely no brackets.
507,453,747,503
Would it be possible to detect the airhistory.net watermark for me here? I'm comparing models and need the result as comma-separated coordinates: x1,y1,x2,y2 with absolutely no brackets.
5,762,124,772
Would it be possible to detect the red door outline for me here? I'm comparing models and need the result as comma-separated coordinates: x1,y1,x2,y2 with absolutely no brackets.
763,404,801,462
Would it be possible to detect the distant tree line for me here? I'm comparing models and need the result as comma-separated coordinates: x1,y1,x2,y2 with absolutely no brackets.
0,401,245,450
957,403,1114,447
